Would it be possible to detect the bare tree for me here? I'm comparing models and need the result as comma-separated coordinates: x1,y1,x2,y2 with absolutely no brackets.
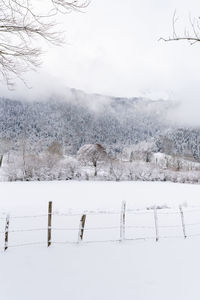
0,138,13,164
109,160,124,181
0,0,89,87
45,141,63,169
160,11,200,44
47,141,63,157
77,143,108,177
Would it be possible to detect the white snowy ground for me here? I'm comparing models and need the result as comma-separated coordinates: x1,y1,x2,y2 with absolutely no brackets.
1,181,200,300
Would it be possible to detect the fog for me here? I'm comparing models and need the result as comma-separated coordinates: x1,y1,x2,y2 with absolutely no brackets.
1,0,200,126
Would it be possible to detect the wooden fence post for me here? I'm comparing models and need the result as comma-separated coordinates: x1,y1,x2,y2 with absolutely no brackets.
78,214,86,242
4,214,10,251
154,206,159,242
120,201,126,242
179,205,187,239
47,201,52,247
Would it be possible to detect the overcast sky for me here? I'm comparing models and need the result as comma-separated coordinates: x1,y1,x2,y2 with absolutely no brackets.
1,0,200,109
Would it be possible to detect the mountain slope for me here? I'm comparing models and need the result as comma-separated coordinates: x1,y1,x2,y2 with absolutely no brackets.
0,88,200,159
0,89,170,154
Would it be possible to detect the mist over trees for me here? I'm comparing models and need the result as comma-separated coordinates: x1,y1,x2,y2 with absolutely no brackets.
0,89,200,183
0,92,170,154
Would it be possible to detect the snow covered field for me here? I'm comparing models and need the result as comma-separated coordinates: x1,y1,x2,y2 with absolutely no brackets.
1,181,200,300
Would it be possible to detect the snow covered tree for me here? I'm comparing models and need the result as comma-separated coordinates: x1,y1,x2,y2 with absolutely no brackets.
47,141,63,157
126,141,157,163
109,160,125,181
0,138,13,165
77,143,108,176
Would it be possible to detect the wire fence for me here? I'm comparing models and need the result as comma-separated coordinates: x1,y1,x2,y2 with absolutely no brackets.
1,202,200,251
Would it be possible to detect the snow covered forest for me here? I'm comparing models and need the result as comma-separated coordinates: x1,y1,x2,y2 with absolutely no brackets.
0,89,200,183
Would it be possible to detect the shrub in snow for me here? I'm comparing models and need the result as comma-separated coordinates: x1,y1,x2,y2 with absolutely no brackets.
109,160,125,181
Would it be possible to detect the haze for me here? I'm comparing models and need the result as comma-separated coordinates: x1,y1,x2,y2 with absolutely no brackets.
1,0,200,126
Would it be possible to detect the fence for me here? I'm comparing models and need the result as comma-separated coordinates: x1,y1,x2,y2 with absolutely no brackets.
1,201,200,251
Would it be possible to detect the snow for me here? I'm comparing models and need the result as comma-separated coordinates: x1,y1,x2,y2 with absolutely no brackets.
1,181,200,214
1,239,200,300
1,181,200,300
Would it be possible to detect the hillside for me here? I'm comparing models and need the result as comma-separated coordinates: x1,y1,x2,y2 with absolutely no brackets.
0,88,200,162
0,89,170,154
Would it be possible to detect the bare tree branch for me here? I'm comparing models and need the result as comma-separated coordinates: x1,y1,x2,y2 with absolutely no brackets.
0,0,90,88
160,11,200,45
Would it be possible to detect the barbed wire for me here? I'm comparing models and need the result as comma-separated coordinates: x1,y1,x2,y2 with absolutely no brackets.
5,242,46,248
1,205,200,220
1,204,200,250
1,221,200,235
0,228,48,234
1,233,200,250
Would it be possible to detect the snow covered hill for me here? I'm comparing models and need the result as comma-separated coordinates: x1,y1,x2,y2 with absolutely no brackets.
0,90,170,154
0,89,200,160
